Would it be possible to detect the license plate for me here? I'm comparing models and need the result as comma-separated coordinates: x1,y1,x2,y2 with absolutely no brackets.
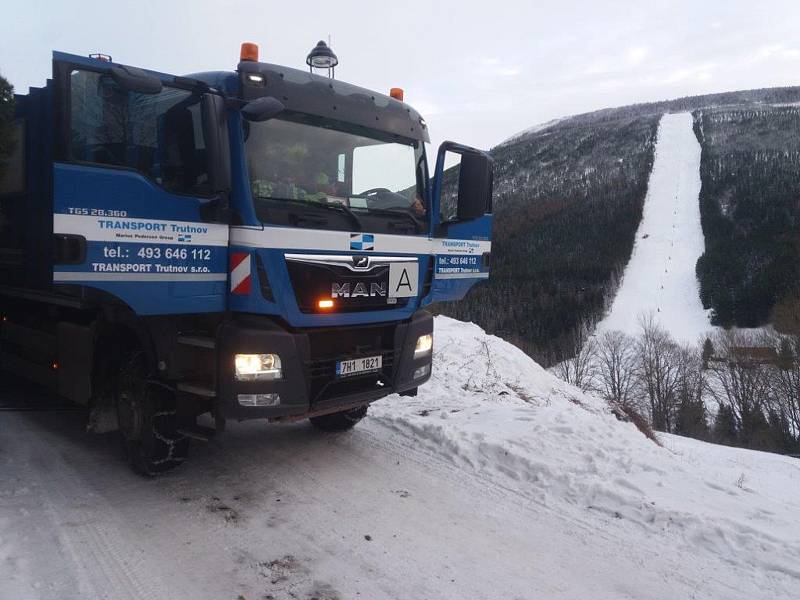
336,355,382,378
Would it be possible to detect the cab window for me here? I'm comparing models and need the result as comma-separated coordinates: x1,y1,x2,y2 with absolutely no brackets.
68,69,210,196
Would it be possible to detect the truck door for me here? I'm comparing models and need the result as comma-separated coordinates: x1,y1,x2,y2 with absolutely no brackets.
427,142,493,303
50,53,230,315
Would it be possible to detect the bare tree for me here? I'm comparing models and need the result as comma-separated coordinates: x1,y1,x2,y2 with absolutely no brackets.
553,322,598,392
673,342,710,439
635,313,682,432
765,332,800,438
595,330,638,409
707,329,772,446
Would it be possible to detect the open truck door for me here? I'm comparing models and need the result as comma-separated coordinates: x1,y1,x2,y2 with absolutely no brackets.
428,142,493,302
50,53,231,315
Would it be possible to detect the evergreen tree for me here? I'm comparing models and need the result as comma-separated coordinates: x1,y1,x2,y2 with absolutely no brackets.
695,106,800,328
0,72,15,181
675,397,710,440
746,408,774,451
702,338,714,370
766,409,798,454
712,404,738,446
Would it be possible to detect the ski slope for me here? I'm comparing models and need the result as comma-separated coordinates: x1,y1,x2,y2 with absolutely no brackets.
596,112,713,344
2,316,799,600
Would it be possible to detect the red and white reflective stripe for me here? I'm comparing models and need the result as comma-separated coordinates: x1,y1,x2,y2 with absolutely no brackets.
230,252,252,294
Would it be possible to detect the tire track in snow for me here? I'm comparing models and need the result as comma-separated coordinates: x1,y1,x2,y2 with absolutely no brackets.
3,380,797,600
9,417,172,600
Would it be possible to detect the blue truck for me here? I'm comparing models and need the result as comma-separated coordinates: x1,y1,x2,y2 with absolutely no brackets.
0,42,493,474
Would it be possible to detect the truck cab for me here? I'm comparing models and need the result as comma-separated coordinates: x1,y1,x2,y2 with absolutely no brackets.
0,43,493,474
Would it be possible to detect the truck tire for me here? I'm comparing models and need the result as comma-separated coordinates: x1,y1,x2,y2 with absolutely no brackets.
309,405,368,432
116,351,189,476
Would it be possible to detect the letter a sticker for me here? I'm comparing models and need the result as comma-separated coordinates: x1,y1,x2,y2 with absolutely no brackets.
388,262,419,298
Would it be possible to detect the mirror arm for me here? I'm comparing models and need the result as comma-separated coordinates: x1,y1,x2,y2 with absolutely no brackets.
110,65,162,95
241,96,285,122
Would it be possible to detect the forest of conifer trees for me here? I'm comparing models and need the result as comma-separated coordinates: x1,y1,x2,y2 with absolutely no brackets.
438,86,800,365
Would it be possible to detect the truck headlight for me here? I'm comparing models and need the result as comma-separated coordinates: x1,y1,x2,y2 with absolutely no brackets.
414,334,433,358
413,364,431,380
235,353,282,381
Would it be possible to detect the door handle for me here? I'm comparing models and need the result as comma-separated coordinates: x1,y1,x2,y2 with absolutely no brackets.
53,234,87,264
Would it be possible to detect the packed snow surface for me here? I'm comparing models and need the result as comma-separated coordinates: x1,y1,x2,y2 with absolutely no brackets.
2,316,799,599
597,112,713,344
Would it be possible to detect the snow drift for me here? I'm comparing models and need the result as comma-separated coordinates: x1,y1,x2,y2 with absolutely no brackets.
1,316,799,600
374,317,800,594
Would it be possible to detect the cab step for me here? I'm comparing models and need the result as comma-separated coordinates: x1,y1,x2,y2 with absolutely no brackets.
176,382,216,398
176,334,216,349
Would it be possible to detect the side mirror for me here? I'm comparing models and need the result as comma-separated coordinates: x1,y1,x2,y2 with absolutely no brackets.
110,65,162,95
433,141,493,227
241,96,285,122
457,152,493,221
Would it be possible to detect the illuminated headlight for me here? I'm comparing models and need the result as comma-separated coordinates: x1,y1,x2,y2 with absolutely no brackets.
234,353,282,381
414,334,433,358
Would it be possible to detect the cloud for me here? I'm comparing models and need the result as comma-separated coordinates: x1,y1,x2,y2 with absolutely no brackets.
627,46,649,66
663,63,717,84
584,59,612,76
749,44,800,63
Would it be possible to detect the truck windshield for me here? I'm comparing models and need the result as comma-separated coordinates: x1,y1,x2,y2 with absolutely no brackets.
244,113,428,234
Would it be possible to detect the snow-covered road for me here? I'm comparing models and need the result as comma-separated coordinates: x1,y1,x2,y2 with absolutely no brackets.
2,318,799,600
597,112,712,344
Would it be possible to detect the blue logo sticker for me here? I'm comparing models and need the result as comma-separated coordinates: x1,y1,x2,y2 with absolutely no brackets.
350,233,374,251
178,234,192,243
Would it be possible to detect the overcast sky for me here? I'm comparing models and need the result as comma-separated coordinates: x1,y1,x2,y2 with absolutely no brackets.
3,0,800,151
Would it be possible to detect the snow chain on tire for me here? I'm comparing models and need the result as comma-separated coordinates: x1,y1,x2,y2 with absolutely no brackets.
117,351,189,476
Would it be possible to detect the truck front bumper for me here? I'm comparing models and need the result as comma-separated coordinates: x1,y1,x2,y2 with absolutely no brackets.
216,310,433,421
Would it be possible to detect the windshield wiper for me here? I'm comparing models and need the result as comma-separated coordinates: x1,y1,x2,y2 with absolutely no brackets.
362,207,424,234
323,202,363,231
254,195,363,231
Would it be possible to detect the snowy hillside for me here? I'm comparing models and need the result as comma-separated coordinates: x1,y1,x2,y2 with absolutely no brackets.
2,317,799,599
497,117,565,147
596,112,713,344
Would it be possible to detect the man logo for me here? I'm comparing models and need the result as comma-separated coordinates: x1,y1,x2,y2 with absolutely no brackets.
352,255,370,269
331,282,387,298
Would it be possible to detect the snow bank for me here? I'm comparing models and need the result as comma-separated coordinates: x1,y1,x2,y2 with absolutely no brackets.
2,316,799,599
373,316,800,585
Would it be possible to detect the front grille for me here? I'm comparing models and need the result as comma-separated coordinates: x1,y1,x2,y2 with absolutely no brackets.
303,323,399,403
286,256,411,313
306,350,396,380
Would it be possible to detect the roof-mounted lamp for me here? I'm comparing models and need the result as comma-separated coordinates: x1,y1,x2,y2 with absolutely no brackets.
306,40,338,78
240,42,259,62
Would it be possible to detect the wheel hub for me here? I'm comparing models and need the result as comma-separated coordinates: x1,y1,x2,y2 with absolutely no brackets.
118,385,144,441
